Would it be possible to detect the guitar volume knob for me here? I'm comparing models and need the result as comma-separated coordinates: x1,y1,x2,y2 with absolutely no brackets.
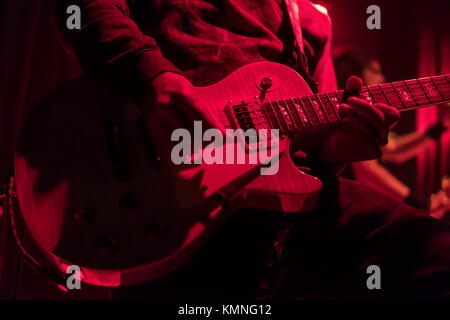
260,77,273,90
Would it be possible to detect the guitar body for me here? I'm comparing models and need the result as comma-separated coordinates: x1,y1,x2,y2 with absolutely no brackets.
14,62,322,287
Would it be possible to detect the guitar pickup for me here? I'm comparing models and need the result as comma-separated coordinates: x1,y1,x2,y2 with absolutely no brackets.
224,97,276,153
226,96,267,131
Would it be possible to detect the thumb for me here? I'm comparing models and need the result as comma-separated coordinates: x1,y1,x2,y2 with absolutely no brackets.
346,75,363,90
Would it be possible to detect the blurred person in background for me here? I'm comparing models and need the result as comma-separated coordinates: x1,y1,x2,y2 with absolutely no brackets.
334,50,450,219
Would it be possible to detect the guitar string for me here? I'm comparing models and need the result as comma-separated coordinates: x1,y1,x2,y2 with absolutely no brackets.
205,81,450,130
213,82,450,117
212,84,450,119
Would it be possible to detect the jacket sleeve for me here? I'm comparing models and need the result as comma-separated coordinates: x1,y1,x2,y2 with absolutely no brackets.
56,0,181,97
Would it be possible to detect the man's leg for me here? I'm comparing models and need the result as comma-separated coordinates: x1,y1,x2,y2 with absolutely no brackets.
113,209,288,299
279,177,450,299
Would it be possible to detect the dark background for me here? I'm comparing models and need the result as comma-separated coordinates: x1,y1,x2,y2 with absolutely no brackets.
0,0,449,299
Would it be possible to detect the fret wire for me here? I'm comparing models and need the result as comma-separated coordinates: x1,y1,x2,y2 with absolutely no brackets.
385,83,406,110
380,84,448,97
418,78,445,103
261,103,276,129
434,78,450,87
263,102,280,130
446,75,450,85
394,82,416,108
403,80,418,106
441,75,450,97
290,98,310,128
359,87,369,102
282,98,299,130
225,77,450,132
292,102,304,128
379,84,400,108
286,98,305,128
430,81,450,88
378,84,391,105
315,94,331,123
275,99,293,132
305,95,321,124
438,80,450,99
406,81,434,104
310,95,326,122
260,103,276,130
409,80,430,104
325,92,340,119
374,86,389,103
275,100,289,130
291,100,305,128
268,101,283,130
330,91,344,118
289,98,303,125
365,86,379,104
214,86,450,120
336,90,345,104
318,93,337,121
296,97,315,126
430,77,446,100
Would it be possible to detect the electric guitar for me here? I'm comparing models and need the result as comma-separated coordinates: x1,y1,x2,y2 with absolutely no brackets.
14,62,450,287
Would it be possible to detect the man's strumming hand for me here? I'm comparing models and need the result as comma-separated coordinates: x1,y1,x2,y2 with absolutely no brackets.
140,72,224,159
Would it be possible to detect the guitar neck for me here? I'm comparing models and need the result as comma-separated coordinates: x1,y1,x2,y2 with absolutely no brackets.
259,74,450,134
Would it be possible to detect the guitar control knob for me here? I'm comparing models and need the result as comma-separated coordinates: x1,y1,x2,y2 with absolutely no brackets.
260,77,273,90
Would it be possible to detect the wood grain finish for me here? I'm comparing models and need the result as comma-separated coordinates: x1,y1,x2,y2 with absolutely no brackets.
14,62,322,286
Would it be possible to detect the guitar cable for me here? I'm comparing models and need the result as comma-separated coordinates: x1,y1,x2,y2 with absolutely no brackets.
6,176,70,291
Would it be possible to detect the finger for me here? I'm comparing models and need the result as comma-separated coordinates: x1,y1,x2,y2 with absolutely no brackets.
172,93,225,133
373,103,401,129
347,130,383,159
144,112,174,162
330,125,382,161
360,141,382,159
154,92,171,106
340,98,386,131
377,130,389,146
155,105,188,134
346,76,363,90
340,107,389,146
186,96,225,132
338,109,377,137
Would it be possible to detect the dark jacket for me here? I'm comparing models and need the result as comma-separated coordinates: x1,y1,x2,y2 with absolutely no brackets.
57,0,337,97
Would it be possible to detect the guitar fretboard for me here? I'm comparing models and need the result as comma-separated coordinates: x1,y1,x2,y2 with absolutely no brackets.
258,74,450,134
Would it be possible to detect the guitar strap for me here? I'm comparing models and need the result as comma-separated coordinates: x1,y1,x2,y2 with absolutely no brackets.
283,0,306,65
283,0,317,92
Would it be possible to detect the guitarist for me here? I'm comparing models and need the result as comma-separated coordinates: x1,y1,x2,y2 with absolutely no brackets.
56,0,450,298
